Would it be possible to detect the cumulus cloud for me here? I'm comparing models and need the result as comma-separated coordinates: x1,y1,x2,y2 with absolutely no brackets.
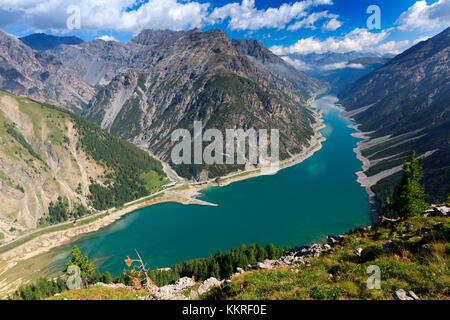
0,0,343,34
287,10,341,31
322,17,343,31
0,0,210,33
96,35,118,42
281,56,312,70
375,40,411,55
207,0,337,31
283,57,365,71
271,28,386,54
271,28,408,55
396,0,450,31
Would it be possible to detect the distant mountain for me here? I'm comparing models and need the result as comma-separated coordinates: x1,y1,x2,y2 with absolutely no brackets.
232,39,328,95
338,27,450,203
282,51,391,93
19,33,84,51
0,90,166,238
82,29,328,180
0,29,94,110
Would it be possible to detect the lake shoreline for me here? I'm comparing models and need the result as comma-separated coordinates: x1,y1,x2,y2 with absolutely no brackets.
339,106,380,223
0,102,327,295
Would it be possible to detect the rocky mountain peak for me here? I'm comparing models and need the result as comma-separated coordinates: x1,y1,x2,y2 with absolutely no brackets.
131,29,184,46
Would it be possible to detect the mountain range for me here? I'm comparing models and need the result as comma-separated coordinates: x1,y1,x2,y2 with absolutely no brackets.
283,51,392,93
339,27,450,204
0,26,448,210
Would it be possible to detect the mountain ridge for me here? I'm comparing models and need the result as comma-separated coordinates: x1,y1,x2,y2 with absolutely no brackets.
338,27,450,204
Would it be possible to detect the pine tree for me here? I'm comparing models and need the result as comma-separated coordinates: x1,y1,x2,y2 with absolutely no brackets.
390,152,428,219
64,246,97,284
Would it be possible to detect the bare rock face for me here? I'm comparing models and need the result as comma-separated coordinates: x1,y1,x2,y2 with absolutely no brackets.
0,29,94,111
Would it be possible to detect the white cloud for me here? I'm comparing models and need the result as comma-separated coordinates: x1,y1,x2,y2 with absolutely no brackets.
283,57,366,71
375,40,410,55
281,56,312,70
96,35,117,42
287,10,341,31
0,0,211,33
396,0,450,31
320,62,365,70
271,28,391,55
0,0,344,34
322,17,343,31
208,0,335,30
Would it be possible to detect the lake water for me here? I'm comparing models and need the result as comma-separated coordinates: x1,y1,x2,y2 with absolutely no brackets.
44,95,371,276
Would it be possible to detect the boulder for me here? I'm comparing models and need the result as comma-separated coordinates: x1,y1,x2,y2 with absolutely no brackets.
394,289,414,300
154,277,195,300
435,206,449,217
408,291,420,300
248,262,272,270
224,276,233,284
197,277,221,295
327,236,338,246
236,267,245,274
355,248,363,257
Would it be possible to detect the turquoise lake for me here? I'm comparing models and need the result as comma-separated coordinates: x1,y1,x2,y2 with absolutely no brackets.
44,95,371,276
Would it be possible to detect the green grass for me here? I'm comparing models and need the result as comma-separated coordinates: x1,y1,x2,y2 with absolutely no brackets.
203,216,449,300
47,285,148,300
140,170,170,193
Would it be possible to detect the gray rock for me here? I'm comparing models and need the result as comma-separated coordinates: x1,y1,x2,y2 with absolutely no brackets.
394,289,414,300
355,248,363,256
154,277,195,300
247,262,271,270
408,291,420,300
236,267,245,274
435,206,449,217
197,277,221,295
327,236,338,246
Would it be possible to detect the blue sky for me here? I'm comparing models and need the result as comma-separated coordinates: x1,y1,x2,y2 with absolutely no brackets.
0,0,449,55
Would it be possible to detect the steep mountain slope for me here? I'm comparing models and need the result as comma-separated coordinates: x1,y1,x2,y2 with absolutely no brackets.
0,30,94,111
83,29,327,180
0,90,166,242
338,27,450,203
231,39,328,96
19,33,84,51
